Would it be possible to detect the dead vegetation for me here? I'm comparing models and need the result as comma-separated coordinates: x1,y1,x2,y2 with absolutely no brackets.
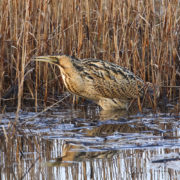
0,0,180,112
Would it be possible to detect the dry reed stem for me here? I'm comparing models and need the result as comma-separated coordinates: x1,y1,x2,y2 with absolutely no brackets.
2,125,8,143
21,93,70,125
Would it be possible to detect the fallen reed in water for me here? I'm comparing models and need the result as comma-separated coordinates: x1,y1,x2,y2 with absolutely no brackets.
0,0,180,112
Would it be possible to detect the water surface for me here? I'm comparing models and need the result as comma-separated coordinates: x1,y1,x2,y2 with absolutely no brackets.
0,105,180,180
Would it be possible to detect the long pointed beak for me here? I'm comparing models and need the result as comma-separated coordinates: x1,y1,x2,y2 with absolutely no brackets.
33,56,59,65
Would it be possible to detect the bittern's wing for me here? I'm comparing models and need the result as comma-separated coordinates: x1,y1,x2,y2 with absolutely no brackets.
79,59,145,100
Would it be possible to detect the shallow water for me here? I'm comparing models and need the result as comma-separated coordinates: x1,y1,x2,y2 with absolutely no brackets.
0,105,180,180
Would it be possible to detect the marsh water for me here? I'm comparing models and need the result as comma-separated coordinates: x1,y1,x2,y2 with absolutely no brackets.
0,103,180,180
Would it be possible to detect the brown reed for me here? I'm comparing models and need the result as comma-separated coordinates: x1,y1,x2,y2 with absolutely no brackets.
0,0,180,112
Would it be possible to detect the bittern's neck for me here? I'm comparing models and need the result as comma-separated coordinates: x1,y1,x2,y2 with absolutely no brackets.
58,58,84,94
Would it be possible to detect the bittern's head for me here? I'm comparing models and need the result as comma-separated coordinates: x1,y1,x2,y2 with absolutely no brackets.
34,55,73,70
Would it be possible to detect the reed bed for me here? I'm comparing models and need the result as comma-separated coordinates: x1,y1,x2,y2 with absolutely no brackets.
0,0,180,112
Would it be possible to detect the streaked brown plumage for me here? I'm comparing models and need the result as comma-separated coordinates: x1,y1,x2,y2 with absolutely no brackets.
34,55,156,110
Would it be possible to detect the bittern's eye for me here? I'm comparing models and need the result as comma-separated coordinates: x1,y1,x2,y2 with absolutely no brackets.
55,57,60,64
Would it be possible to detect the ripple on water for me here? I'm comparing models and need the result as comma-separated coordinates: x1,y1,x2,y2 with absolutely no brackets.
0,106,180,179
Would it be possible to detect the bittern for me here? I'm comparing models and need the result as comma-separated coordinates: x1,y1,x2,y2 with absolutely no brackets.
35,55,157,110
